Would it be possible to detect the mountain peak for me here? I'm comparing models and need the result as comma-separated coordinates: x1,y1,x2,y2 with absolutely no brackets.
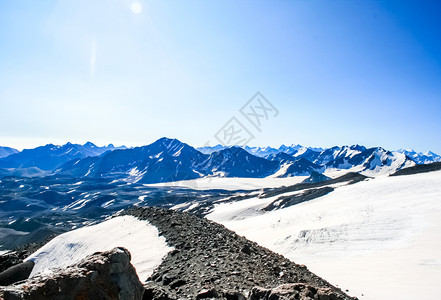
83,142,96,148
153,137,183,147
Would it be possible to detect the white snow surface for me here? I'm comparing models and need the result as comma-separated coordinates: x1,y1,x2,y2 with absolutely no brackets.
146,176,308,190
207,171,441,300
26,216,173,282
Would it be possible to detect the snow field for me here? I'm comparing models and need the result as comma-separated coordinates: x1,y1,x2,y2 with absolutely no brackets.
26,216,173,282
208,171,441,299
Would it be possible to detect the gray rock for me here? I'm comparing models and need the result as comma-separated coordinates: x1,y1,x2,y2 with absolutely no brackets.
0,247,144,300
249,284,344,300
143,282,174,300
197,288,218,299
0,260,34,286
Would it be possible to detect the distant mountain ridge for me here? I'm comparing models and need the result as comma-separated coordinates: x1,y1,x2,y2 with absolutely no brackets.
55,138,422,183
0,142,126,171
396,149,441,164
0,138,438,183
0,146,19,158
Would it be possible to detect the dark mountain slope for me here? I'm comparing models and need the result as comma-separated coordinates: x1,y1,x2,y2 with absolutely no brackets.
200,147,279,177
390,162,441,177
57,138,208,182
0,147,19,159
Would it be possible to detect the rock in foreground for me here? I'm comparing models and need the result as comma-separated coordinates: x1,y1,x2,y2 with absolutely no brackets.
0,247,144,300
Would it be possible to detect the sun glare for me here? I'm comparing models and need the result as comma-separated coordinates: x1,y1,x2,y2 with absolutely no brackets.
131,2,142,14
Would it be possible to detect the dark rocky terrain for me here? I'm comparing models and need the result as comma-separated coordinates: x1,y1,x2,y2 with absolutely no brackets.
258,172,366,199
0,175,234,251
263,187,334,211
0,171,367,252
126,207,355,300
390,161,441,176
0,206,356,299
0,238,52,274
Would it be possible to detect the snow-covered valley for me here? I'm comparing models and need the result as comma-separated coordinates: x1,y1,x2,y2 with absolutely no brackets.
1,141,441,299
207,171,441,299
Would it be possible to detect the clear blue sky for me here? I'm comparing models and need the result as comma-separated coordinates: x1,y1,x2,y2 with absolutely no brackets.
1,0,440,153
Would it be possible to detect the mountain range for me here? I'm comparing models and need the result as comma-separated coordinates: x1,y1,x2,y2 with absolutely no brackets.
0,142,125,171
0,146,19,159
0,138,439,183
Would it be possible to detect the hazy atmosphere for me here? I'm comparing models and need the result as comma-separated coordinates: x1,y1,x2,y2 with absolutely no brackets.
1,2,441,299
1,0,440,152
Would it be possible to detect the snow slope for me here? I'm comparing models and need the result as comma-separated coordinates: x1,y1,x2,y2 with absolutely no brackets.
146,176,308,190
26,216,173,282
208,171,441,300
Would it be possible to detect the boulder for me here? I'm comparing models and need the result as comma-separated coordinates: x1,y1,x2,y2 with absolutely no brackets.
0,260,34,286
0,247,144,300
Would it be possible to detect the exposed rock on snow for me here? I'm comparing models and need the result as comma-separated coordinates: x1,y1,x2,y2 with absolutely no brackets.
0,247,144,299
390,161,441,177
263,187,334,211
302,172,331,184
208,170,441,299
0,207,355,300
126,207,354,300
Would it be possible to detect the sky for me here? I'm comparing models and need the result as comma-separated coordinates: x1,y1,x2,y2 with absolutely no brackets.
1,0,441,153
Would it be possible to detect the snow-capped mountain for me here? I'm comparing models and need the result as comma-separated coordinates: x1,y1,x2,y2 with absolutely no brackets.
397,149,441,164
199,146,279,177
0,146,19,158
52,138,434,183
291,147,322,162
277,144,304,155
266,153,322,177
1,138,438,183
320,146,415,176
57,138,206,183
315,145,367,166
197,145,298,157
58,139,280,182
196,144,227,154
198,144,308,157
0,142,125,171
357,147,415,175
242,145,281,157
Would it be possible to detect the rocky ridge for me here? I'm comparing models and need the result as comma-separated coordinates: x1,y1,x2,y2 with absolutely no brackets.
126,207,355,300
0,207,356,299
